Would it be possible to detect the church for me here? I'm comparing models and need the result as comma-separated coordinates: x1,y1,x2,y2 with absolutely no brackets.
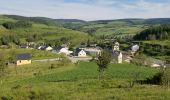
112,42,123,63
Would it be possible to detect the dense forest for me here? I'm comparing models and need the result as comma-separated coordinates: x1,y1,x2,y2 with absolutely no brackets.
2,21,32,29
133,25,170,40
0,34,20,45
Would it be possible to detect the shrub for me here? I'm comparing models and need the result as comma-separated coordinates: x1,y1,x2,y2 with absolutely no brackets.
161,68,170,89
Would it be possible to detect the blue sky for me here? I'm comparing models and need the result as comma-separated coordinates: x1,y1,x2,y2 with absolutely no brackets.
0,0,170,21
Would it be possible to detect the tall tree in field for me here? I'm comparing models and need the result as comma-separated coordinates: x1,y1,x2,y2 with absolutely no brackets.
97,49,112,80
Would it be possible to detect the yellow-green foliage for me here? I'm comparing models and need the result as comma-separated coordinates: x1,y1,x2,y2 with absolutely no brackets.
1,61,168,100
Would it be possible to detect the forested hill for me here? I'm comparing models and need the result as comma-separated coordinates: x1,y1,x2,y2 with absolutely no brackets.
4,15,170,26
133,25,170,40
3,15,85,26
2,15,170,37
0,15,92,47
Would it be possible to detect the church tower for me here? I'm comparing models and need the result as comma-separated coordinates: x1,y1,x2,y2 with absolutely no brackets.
113,42,120,51
112,42,122,63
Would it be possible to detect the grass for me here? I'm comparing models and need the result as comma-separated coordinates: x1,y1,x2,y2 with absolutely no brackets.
0,48,59,60
1,61,167,100
143,40,170,46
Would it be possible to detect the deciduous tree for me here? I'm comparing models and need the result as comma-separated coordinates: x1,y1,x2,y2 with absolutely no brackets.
96,49,112,80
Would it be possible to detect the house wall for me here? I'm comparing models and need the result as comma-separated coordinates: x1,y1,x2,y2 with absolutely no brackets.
78,50,87,57
59,48,72,55
16,60,31,66
46,47,53,51
118,53,123,63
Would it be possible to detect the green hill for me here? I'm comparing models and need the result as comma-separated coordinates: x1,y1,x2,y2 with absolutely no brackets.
0,15,92,47
2,15,170,37
61,18,170,37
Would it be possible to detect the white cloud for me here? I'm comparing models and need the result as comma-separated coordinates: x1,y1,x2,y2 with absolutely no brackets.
0,0,170,20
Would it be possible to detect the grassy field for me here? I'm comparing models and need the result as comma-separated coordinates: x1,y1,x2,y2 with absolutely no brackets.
1,61,169,100
0,49,59,60
143,40,170,46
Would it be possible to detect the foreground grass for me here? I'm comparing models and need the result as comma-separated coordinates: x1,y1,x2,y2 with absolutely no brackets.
1,61,170,100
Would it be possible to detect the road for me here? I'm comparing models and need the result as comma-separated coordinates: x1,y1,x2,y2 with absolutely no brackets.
34,56,92,63
68,56,92,63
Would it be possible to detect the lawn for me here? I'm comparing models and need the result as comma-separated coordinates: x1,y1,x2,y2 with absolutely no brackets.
1,61,168,100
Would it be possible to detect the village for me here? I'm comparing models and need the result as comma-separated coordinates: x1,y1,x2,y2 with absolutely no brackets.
13,41,166,68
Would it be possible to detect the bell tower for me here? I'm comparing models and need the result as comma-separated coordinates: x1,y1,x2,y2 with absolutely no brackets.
113,42,120,51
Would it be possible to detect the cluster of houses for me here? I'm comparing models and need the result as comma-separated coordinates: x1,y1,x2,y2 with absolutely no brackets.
18,43,103,57
15,42,167,68
16,42,125,65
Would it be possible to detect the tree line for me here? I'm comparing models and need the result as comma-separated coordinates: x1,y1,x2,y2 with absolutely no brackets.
2,21,32,29
0,34,20,45
133,25,170,40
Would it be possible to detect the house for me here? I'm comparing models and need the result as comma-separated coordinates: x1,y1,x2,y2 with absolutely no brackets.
151,59,166,68
53,46,73,55
16,54,32,66
18,44,29,49
37,45,44,50
39,46,53,51
74,48,87,57
131,44,139,56
83,47,101,56
45,46,53,51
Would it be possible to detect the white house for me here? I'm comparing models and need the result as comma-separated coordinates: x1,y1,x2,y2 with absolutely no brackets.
74,48,87,57
83,47,101,56
131,44,140,56
37,46,43,50
151,59,166,68
53,46,73,55
38,46,53,51
45,46,53,51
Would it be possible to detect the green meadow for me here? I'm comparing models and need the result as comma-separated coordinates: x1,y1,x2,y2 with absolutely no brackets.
1,61,169,100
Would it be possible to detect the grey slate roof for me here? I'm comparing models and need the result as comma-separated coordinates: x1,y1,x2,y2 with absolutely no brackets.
53,46,63,52
73,48,84,56
16,54,32,60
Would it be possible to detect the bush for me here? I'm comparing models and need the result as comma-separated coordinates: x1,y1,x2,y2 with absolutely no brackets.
161,68,170,89
1,96,13,100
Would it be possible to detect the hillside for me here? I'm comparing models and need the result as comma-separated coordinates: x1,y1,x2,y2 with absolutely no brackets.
0,15,92,47
3,15,170,37
132,25,170,61
61,19,170,37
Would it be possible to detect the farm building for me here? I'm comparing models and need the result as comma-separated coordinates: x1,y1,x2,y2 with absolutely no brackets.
16,54,32,66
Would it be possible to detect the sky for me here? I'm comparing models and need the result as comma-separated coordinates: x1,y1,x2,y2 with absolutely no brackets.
0,0,170,21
